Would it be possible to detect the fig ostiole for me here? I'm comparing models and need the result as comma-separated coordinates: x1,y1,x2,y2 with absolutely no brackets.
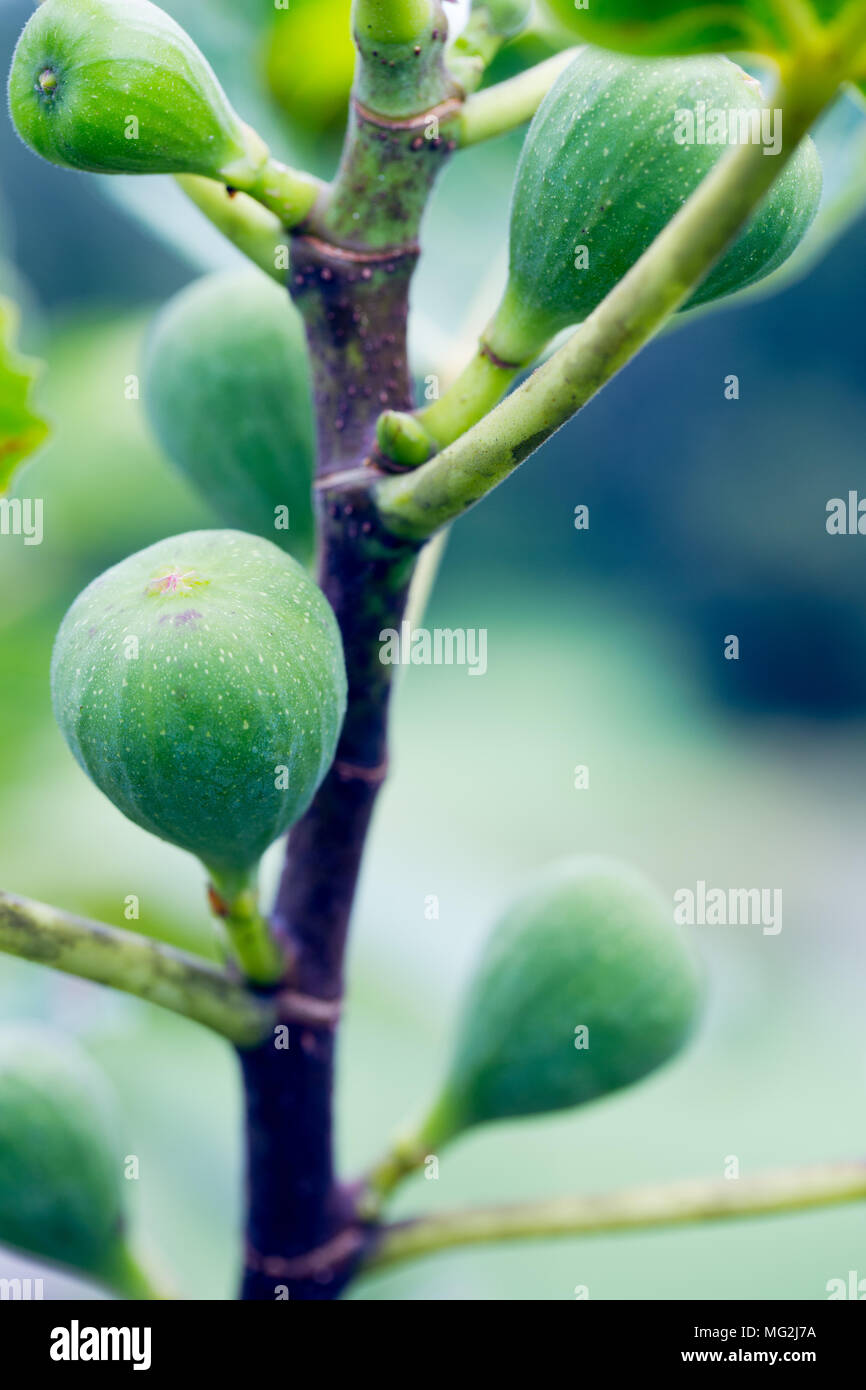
0,1025,151,1295
372,858,701,1187
8,0,269,187
51,530,347,982
144,270,316,568
484,47,822,366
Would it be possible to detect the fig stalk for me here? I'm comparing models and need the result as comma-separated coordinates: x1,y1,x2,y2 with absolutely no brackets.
207,874,285,988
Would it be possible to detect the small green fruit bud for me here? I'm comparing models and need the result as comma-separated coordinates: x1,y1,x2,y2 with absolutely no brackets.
477,0,532,39
0,1027,125,1281
490,49,822,363
420,858,701,1145
145,270,315,567
8,0,267,183
51,530,347,882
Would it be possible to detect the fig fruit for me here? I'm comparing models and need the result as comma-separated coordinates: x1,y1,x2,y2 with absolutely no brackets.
8,0,267,184
265,0,355,134
419,858,701,1145
0,1026,126,1282
51,530,346,889
144,270,315,567
486,48,822,364
542,0,789,58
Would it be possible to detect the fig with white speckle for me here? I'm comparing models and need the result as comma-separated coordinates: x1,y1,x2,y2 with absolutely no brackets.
415,858,701,1144
7,0,267,184
51,530,346,889
487,48,822,364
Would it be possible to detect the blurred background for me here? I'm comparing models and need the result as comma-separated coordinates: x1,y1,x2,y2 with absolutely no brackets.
1,0,865,1300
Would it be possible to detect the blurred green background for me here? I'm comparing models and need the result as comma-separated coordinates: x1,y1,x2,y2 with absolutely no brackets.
1,0,865,1300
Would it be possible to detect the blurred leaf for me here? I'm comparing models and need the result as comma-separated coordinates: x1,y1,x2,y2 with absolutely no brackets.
540,0,850,57
0,298,49,493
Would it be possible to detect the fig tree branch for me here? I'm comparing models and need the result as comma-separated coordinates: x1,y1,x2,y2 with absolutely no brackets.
0,890,275,1047
236,0,457,1300
374,59,841,541
364,1160,866,1274
458,49,580,145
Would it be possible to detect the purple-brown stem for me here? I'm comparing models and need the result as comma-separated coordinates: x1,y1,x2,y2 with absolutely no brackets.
237,240,424,1301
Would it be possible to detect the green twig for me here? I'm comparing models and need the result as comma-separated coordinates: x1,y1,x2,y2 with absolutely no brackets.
239,157,324,230
0,890,274,1047
458,48,579,144
377,348,518,463
375,59,840,539
174,176,286,281
364,1160,866,1274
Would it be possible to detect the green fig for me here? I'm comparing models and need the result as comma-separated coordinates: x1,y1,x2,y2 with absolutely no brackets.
542,0,790,58
486,48,822,364
419,858,701,1146
0,1026,136,1288
50,530,346,892
7,0,268,184
144,270,315,568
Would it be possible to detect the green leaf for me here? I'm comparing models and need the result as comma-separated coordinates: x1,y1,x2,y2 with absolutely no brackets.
542,0,850,57
0,298,49,493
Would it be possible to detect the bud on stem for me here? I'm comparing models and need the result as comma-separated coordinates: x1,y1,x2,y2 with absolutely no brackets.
448,0,532,93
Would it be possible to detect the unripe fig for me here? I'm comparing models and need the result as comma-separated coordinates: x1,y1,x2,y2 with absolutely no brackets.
488,49,822,364
0,1027,125,1281
51,530,346,887
419,858,701,1144
144,270,315,567
265,0,355,134
8,0,267,183
543,0,783,57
